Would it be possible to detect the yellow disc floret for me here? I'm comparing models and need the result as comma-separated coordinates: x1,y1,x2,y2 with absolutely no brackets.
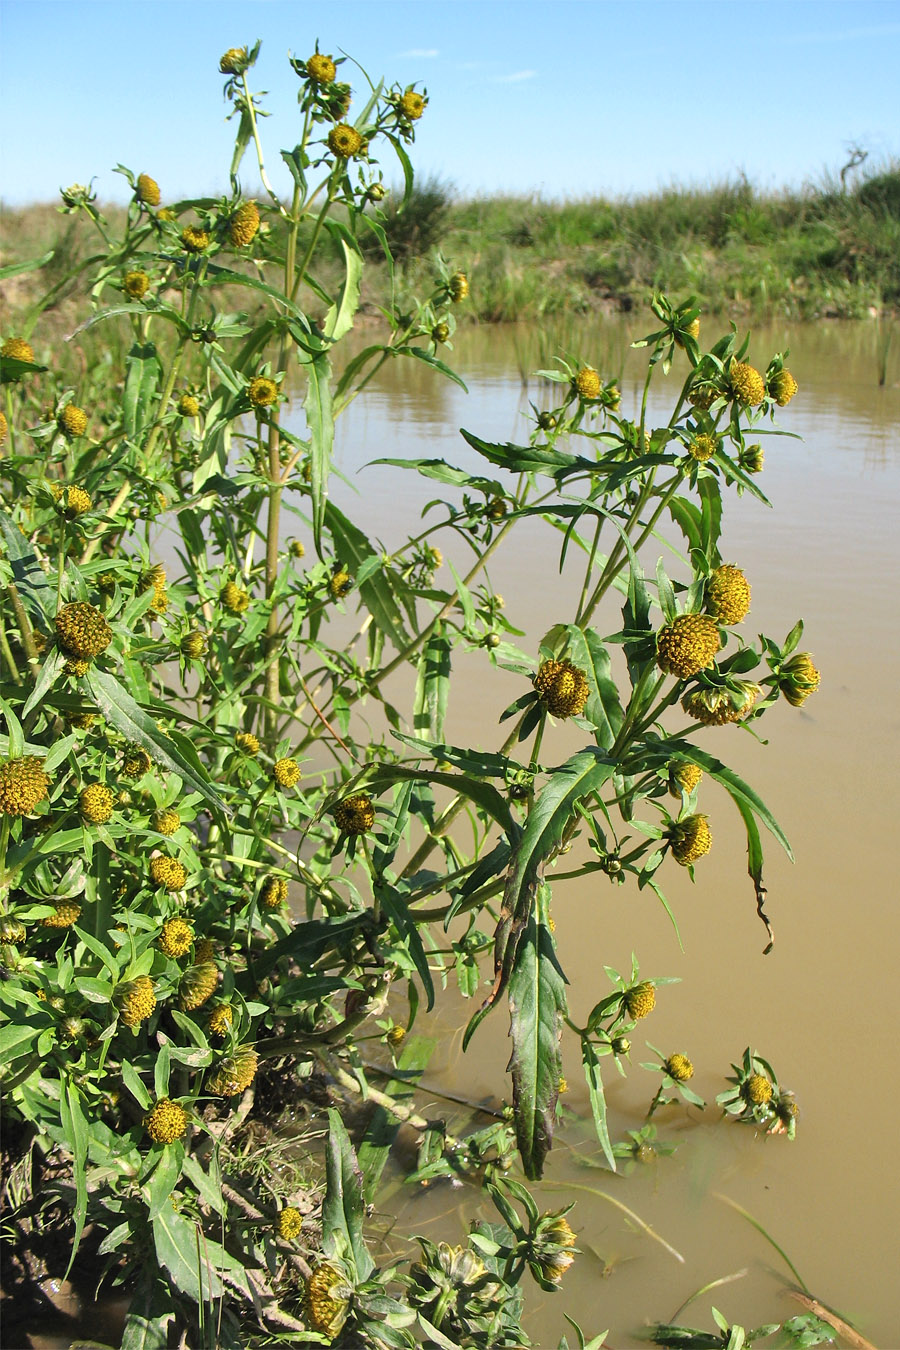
221,581,251,614
149,855,188,892
624,982,656,1020
334,793,376,835
53,485,92,519
688,432,718,462
669,813,712,865
327,124,364,158
122,745,152,778
305,1262,351,1339
55,603,113,660
178,961,218,1011
159,917,194,958
145,1098,188,1144
769,369,798,406
207,1003,233,1039
219,47,247,74
207,1045,259,1096
744,1073,773,1105
276,1206,304,1240
117,975,157,1026
706,564,751,624
729,360,766,407
136,174,161,207
152,808,181,836
248,376,278,408
681,682,761,726
58,405,88,438
669,762,703,796
574,367,601,400
306,52,337,84
124,271,150,300
235,731,260,755
448,272,469,302
2,337,35,364
177,392,200,417
532,659,590,719
229,200,260,247
260,876,289,910
665,1053,694,1081
656,613,720,679
273,758,301,789
79,783,114,825
41,902,82,929
400,90,426,120
780,652,821,707
329,569,353,599
181,226,210,254
0,756,50,816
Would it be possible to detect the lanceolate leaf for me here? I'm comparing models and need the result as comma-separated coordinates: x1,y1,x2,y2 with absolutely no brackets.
581,1038,616,1171
507,885,567,1179
325,502,414,651
61,1080,89,1278
413,628,451,742
323,1108,374,1280
0,509,56,625
120,1265,174,1350
322,236,363,342
85,669,227,818
124,342,162,441
557,624,624,750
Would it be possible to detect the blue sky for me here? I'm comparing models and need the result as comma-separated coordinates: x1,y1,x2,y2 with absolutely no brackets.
1,0,898,206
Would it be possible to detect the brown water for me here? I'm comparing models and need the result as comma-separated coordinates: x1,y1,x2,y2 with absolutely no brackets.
322,318,900,1345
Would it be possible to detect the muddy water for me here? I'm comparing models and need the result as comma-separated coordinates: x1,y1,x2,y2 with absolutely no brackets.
321,319,900,1345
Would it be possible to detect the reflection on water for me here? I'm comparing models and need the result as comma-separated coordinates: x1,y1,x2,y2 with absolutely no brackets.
315,318,899,1345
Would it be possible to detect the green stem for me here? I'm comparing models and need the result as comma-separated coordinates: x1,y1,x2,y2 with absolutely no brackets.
241,72,289,217
0,623,21,683
0,815,11,889
56,518,67,607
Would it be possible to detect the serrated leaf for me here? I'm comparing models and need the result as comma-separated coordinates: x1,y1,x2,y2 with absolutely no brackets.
413,629,450,742
557,625,624,750
123,343,162,441
304,350,334,556
398,344,468,391
60,1080,89,1277
325,502,413,651
0,508,56,625
581,1038,616,1170
322,235,362,342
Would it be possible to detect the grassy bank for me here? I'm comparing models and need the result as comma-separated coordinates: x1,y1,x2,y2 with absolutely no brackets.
2,168,898,358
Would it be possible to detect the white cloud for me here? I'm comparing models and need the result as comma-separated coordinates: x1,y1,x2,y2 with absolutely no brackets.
397,48,440,58
493,70,537,84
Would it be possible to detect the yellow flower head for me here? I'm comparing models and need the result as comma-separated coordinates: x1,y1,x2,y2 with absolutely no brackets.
273,757,301,789
117,975,157,1026
159,917,194,958
669,762,703,796
0,915,26,945
178,961,218,1011
177,392,200,418
221,580,251,614
624,981,656,1020
333,793,376,835
740,443,765,474
149,855,188,892
55,603,113,660
769,369,798,407
152,808,181,836
146,1098,188,1144
0,411,7,445
665,1053,694,1081
306,52,337,84
136,174,161,207
122,745,152,778
235,731,260,755
207,1003,233,1039
533,658,590,719
688,432,718,462
432,321,450,343
79,783,114,825
327,123,364,158
656,613,720,679
705,564,751,624
669,813,712,866
780,652,821,707
729,360,766,407
448,272,469,302
400,90,427,120
2,337,35,364
181,226,210,254
207,1045,259,1096
180,630,207,659
0,756,50,816
194,938,215,964
123,271,150,300
58,405,88,439
229,200,260,248
248,375,278,408
41,902,82,929
681,682,761,726
219,47,247,74
53,484,92,519
305,1262,351,1339
290,540,306,559
260,876,289,910
744,1073,773,1105
276,1206,304,1240
329,569,353,600
574,367,601,400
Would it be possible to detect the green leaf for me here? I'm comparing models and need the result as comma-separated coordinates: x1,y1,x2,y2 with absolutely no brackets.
0,250,53,282
146,1144,184,1219
413,629,450,742
20,646,64,718
121,1060,152,1110
322,236,362,342
464,749,614,1049
398,344,468,391
357,1038,436,1201
377,885,435,1010
85,669,227,818
323,1108,374,1280
557,626,624,750
120,1266,173,1350
60,1080,89,1278
304,351,334,556
0,696,25,756
508,886,567,1179
0,508,56,625
152,1206,222,1302
460,428,582,475
362,764,517,840
325,502,413,651
123,343,162,441
581,1038,616,1171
